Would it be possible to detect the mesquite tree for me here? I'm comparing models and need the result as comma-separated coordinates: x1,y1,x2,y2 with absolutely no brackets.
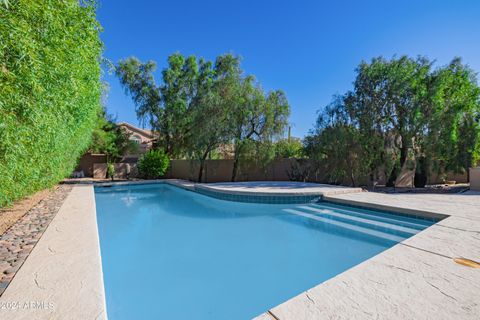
305,56,480,187
229,78,290,181
115,53,290,182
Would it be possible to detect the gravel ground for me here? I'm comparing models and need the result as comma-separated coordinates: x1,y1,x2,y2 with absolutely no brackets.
0,185,72,296
0,188,54,236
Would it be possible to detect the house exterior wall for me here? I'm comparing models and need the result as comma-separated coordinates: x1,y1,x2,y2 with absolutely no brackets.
117,122,156,154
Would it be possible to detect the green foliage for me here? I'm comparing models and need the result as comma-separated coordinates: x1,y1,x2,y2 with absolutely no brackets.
305,56,480,186
116,53,291,182
274,138,304,159
89,110,139,161
137,149,170,179
229,76,290,181
424,58,480,174
0,0,103,206
106,162,115,180
188,55,237,181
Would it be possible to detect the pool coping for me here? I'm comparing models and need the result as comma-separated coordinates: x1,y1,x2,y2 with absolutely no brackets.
95,179,364,204
2,179,478,319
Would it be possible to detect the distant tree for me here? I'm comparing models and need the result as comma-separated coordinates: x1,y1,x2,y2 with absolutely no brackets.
274,137,304,159
422,58,480,179
305,100,370,186
230,78,290,181
306,56,480,187
189,55,238,182
346,56,431,185
116,53,291,182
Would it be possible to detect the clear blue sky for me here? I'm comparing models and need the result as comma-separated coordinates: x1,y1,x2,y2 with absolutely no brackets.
97,0,480,138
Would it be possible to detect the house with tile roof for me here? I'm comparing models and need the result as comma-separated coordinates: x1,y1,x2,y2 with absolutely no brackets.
117,122,157,154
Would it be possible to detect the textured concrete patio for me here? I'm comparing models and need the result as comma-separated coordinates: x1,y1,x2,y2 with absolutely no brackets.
195,181,363,196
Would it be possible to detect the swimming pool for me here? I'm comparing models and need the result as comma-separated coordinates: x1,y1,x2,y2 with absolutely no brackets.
95,183,436,320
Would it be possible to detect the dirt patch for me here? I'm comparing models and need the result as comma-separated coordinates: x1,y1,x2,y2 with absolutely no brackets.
0,187,57,236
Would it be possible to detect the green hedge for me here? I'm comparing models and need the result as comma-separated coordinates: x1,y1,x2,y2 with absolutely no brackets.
0,0,103,206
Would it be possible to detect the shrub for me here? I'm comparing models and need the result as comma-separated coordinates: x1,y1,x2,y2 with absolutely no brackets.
274,138,305,159
0,0,103,206
106,163,115,180
137,150,170,179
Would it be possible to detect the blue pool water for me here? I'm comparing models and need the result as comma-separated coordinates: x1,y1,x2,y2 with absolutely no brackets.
95,184,435,320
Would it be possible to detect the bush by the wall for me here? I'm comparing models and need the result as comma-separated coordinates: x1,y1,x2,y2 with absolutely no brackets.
138,150,170,179
0,0,103,206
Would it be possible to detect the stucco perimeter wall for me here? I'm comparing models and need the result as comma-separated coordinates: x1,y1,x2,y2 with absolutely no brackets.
93,163,138,179
470,167,480,191
75,153,107,177
79,154,469,185
163,159,468,185
164,159,299,183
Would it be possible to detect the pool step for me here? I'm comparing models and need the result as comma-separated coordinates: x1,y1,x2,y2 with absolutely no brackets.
311,203,432,229
297,205,419,235
283,208,406,243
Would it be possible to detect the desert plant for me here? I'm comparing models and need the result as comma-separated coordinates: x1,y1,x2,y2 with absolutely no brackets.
137,150,170,179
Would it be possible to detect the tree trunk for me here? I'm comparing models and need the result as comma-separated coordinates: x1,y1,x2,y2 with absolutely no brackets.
198,149,210,183
346,156,356,187
399,142,408,169
350,170,356,187
387,135,409,187
386,166,398,187
198,160,204,182
231,143,242,182
231,154,239,182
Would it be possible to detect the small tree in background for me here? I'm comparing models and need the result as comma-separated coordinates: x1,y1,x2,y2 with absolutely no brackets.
229,80,290,181
274,137,304,159
89,109,139,162
189,54,238,182
137,150,170,179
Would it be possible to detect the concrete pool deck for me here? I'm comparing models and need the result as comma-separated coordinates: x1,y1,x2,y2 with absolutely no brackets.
195,181,363,196
0,185,106,320
0,180,478,319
